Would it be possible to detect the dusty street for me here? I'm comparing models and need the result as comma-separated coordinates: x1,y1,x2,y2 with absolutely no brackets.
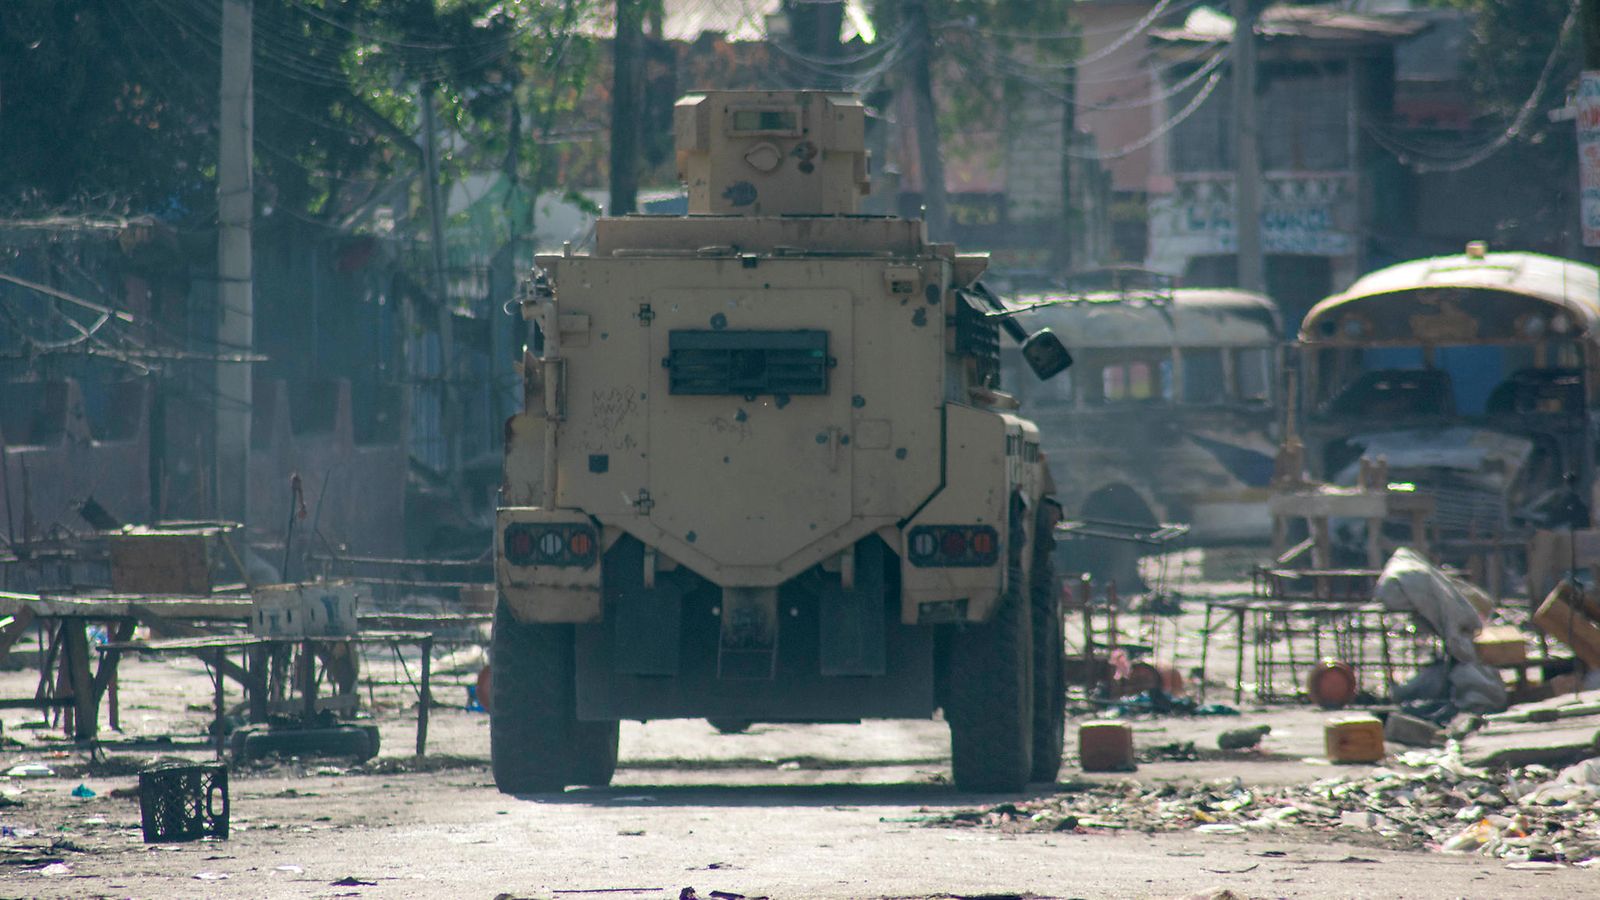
3,654,1597,900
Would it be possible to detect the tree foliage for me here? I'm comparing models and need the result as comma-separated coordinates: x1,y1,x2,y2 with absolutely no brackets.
0,0,603,228
1434,0,1580,144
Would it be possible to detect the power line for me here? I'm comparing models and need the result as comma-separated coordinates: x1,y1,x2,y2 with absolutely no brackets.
1069,66,1226,160
1366,0,1578,173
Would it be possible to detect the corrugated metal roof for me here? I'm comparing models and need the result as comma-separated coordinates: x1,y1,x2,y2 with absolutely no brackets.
1152,3,1425,44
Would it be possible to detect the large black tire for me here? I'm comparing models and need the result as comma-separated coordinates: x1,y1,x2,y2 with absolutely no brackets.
707,718,753,735
944,557,1034,792
1029,506,1066,784
490,599,619,793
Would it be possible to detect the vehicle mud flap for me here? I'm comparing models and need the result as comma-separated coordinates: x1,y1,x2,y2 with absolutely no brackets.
719,587,779,679
606,537,685,676
819,538,888,677
490,598,619,793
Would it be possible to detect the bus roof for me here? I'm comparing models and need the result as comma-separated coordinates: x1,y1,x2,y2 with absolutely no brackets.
1303,250,1600,345
1009,287,1280,349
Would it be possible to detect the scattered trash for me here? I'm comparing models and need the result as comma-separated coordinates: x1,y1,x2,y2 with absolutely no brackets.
1384,712,1444,748
274,864,305,874
1217,725,1271,751
193,871,230,880
70,784,95,799
1096,692,1239,718
5,763,54,778
1175,886,1248,900
36,862,72,876
1145,741,1200,762
932,743,1600,862
139,763,229,843
332,875,378,886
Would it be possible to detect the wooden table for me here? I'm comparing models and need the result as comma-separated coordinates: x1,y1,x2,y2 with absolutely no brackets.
0,591,252,741
97,630,437,757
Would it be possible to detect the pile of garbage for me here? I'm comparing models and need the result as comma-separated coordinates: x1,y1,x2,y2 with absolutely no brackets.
935,746,1600,864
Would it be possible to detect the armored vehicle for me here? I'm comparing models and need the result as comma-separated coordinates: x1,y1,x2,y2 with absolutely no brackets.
493,90,1072,793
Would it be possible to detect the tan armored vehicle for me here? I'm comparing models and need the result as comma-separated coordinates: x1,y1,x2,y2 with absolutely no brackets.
493,90,1073,793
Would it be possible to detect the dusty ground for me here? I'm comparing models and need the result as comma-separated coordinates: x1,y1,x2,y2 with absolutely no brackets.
1,554,1591,899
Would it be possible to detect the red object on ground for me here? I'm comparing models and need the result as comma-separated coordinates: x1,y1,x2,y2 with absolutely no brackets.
1307,659,1358,709
476,665,492,713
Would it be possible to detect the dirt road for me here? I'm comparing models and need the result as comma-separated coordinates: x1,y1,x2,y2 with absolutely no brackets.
3,703,1593,899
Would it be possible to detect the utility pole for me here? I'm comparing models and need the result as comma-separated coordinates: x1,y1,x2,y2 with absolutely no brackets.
784,0,845,88
610,0,642,216
1581,0,1600,253
1232,0,1265,292
420,83,459,485
1586,0,1600,87
216,0,253,526
906,0,949,241
1060,68,1078,272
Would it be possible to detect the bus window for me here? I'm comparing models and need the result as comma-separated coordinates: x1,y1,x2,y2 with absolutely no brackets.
1183,349,1226,404
1097,359,1172,404
1233,347,1272,403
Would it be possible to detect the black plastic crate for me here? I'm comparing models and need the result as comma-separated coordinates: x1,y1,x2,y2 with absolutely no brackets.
138,763,229,842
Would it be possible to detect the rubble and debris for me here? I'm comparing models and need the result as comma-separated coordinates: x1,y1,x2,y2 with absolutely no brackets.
1217,725,1271,751
1535,582,1600,667
1383,713,1444,748
1374,548,1490,659
4,763,54,778
933,743,1600,863
1325,715,1385,763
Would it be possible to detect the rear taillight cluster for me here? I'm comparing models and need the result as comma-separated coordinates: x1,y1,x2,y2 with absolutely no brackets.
907,525,1000,568
503,522,598,568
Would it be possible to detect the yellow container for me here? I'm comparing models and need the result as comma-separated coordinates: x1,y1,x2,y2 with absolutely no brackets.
1325,714,1385,763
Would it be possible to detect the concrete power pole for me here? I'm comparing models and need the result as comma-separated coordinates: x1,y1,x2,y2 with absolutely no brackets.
1232,0,1265,293
1583,0,1600,256
906,0,949,241
216,0,254,525
419,84,460,485
610,0,642,217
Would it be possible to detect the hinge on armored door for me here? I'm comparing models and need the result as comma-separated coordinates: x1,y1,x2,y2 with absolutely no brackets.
636,303,654,325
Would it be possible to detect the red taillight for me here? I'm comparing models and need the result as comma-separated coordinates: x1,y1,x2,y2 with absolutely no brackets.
970,530,995,557
508,528,535,561
908,525,1001,568
568,530,594,558
503,522,598,568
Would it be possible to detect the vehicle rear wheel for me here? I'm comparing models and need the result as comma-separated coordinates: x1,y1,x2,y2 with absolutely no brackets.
944,558,1034,792
1029,506,1066,783
708,718,753,735
489,599,619,793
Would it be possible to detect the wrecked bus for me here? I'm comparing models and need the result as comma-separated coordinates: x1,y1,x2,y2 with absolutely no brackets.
1298,245,1600,566
1003,272,1282,548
